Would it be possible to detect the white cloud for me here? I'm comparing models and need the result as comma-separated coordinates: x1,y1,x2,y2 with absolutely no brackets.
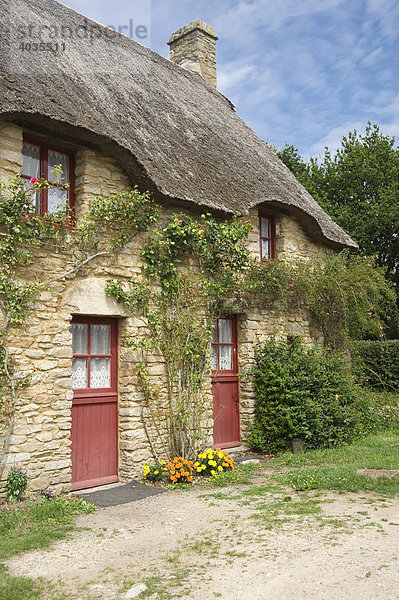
360,47,383,67
366,0,399,40
218,62,257,94
307,120,365,159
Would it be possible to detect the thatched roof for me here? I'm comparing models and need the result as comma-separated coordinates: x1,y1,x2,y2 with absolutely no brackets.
0,0,357,249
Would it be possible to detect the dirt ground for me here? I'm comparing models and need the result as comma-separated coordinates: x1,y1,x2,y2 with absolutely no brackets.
6,466,399,600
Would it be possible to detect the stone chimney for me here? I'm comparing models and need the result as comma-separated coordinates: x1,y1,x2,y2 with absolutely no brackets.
167,19,218,88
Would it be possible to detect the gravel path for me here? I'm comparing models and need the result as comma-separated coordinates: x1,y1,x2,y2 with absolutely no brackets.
6,469,399,599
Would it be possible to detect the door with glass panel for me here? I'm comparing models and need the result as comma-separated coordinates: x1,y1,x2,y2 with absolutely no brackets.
211,316,240,448
70,317,118,490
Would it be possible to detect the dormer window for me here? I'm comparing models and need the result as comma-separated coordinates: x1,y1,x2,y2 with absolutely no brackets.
259,214,275,261
21,138,75,216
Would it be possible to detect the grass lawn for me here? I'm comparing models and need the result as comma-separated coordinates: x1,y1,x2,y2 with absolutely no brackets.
0,496,94,600
267,429,399,494
1,427,399,599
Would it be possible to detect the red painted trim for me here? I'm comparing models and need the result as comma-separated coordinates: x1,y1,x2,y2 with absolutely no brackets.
258,213,275,261
212,440,241,450
211,315,240,448
71,475,119,491
70,316,119,490
22,136,75,219
72,316,118,398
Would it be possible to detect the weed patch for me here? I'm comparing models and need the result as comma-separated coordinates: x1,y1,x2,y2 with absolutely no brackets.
280,465,399,495
207,463,260,487
0,496,94,600
0,497,95,560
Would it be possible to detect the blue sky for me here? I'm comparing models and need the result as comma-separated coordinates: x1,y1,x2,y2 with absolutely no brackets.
61,0,399,160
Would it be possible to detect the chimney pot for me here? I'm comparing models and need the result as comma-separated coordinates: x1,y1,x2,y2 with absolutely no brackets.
167,19,218,88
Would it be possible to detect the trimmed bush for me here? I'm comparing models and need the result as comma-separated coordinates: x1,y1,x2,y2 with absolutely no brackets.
248,337,369,453
351,340,399,391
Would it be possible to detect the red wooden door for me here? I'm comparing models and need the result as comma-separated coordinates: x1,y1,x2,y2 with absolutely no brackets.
70,317,118,490
211,316,240,448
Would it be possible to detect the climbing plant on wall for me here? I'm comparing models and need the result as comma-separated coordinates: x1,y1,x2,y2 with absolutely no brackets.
0,175,159,474
107,213,252,459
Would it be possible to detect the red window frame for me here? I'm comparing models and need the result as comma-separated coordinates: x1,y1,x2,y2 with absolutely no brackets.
259,213,275,261
211,316,238,375
71,316,118,400
21,136,75,217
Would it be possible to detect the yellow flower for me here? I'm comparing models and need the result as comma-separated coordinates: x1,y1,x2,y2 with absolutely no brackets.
218,466,223,471
154,470,159,475
211,470,216,476
197,467,202,472
217,452,224,459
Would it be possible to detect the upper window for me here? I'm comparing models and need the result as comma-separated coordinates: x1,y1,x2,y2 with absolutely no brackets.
259,214,275,261
21,138,75,216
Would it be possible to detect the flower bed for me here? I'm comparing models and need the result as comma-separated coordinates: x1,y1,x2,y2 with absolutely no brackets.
142,449,234,485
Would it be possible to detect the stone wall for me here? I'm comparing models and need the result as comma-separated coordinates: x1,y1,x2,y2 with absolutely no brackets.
0,122,156,492
239,208,332,441
0,123,23,181
247,207,333,262
0,120,336,492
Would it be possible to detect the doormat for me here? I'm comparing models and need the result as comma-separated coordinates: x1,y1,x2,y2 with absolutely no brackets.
75,480,166,507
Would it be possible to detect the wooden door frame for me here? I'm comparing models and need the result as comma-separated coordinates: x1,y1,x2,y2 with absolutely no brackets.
70,315,119,490
211,315,240,448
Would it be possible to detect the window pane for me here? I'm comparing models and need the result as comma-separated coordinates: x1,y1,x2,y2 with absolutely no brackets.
48,150,69,184
211,346,218,370
72,357,88,389
261,217,270,238
47,187,68,213
22,143,40,178
218,319,232,343
90,357,111,388
261,239,270,259
219,345,232,370
71,323,88,354
22,179,39,213
91,325,110,354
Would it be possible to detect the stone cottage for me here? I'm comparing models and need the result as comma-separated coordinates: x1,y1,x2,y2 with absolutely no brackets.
0,0,356,492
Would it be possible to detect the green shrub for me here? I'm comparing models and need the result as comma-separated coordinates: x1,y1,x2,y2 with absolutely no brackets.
351,340,399,391
247,337,369,453
5,468,28,503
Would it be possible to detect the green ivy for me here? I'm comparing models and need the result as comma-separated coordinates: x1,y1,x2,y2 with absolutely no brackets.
241,252,396,347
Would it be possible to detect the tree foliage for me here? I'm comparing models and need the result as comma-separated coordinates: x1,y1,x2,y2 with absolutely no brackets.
277,123,399,292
